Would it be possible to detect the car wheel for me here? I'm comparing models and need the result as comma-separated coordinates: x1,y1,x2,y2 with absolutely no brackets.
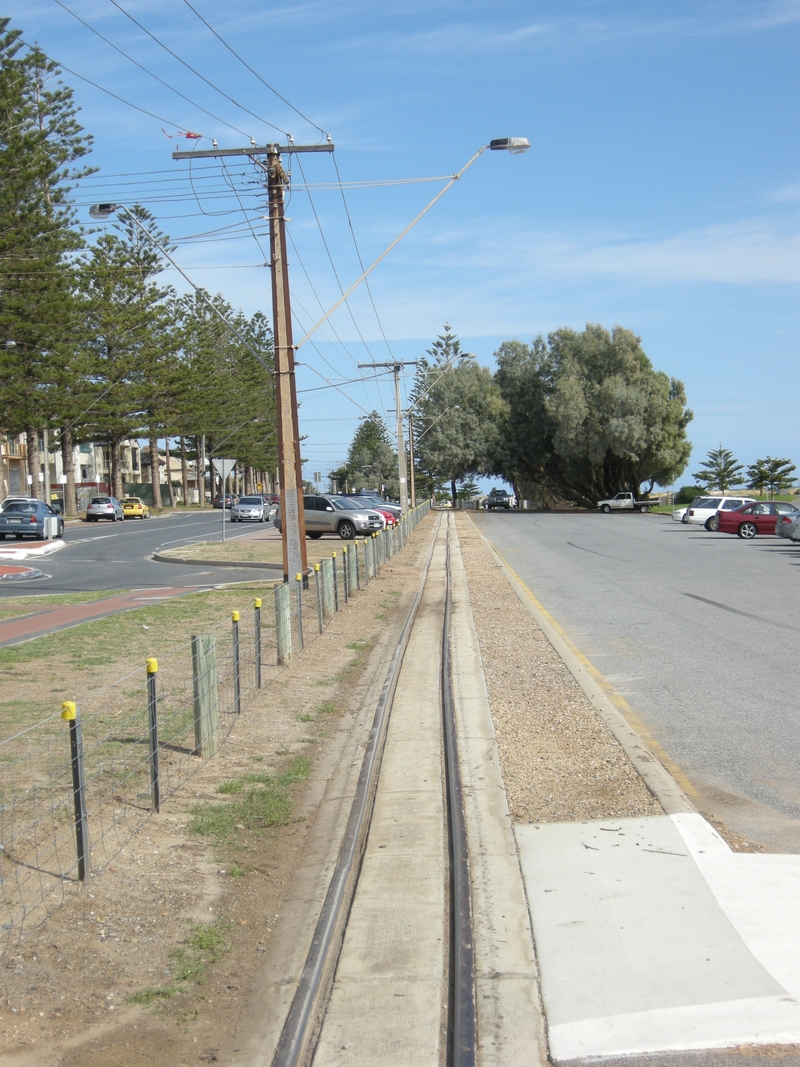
738,522,758,539
0,533,5,540
338,520,355,540
112,514,117,522
14,533,22,540
601,504,611,514
704,516,718,531
681,515,689,524
308,531,323,539
639,504,650,513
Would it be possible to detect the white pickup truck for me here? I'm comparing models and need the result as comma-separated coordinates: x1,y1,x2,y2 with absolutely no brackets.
597,493,654,514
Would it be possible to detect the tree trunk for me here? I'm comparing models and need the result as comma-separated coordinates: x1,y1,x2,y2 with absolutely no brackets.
180,435,189,506
60,425,76,515
149,430,162,508
164,435,176,508
111,439,124,500
450,476,457,507
25,427,40,499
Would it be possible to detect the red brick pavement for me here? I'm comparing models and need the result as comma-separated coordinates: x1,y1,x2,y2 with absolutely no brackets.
0,587,205,648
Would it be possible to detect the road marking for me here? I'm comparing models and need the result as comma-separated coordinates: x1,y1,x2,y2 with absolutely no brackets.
683,592,800,633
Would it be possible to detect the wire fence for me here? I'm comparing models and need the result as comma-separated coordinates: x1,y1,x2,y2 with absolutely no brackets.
0,503,431,950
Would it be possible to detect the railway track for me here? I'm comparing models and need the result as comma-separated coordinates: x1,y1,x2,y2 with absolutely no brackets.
259,512,543,1067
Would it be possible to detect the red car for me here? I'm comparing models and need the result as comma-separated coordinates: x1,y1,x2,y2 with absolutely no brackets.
716,500,800,539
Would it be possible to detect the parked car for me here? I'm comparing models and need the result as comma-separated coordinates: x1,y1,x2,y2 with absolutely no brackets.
597,492,654,513
341,493,401,522
486,488,512,510
716,500,800,539
230,496,268,523
0,500,64,540
0,495,40,512
121,496,150,519
86,496,125,522
682,496,755,530
212,493,237,509
274,494,385,540
775,510,800,540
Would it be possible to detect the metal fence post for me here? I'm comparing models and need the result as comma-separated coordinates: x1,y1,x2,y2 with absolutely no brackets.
342,546,349,603
61,701,89,881
332,551,339,611
231,612,241,713
146,658,160,812
321,558,334,622
254,598,262,689
295,573,305,651
314,564,324,634
363,538,370,585
275,582,292,665
354,542,361,590
192,634,218,757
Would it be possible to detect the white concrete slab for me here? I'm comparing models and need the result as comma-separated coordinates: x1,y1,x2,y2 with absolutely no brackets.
515,815,800,1060
673,812,800,1000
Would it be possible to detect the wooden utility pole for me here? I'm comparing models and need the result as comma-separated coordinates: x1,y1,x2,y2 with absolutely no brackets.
173,141,333,580
359,361,417,514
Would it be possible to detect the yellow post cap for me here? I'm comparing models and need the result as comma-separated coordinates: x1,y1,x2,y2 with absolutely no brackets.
342,546,347,554
146,657,158,674
61,701,76,721
332,551,337,558
295,573,302,582
254,598,262,609
231,610,240,623
314,563,320,572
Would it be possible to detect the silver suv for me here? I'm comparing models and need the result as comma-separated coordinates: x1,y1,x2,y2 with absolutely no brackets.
275,494,384,540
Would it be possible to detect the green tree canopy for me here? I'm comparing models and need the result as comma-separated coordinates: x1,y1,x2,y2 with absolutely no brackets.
412,326,505,504
493,324,692,507
692,445,744,493
330,411,397,496
746,456,796,497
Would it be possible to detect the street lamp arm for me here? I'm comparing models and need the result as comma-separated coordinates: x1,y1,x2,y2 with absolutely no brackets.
293,146,489,351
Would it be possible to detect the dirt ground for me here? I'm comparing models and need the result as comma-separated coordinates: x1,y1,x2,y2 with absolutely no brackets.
0,519,432,1066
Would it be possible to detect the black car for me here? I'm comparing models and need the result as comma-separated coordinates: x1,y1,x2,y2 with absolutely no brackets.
0,500,64,540
212,493,238,509
486,488,511,509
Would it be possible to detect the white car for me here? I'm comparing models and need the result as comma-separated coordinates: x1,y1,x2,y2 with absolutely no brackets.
684,496,755,530
230,495,268,522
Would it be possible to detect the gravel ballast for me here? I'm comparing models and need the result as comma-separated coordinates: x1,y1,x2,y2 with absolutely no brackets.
455,514,662,824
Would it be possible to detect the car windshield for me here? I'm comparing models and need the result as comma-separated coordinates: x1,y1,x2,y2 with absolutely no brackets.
238,497,261,505
329,496,362,511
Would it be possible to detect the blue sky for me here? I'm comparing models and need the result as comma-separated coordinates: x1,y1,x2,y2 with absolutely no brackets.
9,0,800,489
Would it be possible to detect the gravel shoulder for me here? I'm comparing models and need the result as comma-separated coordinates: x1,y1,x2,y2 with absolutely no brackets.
455,513,662,823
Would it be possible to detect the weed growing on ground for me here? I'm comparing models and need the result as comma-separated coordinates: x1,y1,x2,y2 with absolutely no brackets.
126,918,231,1005
315,700,338,715
346,640,372,652
296,712,313,722
190,758,311,838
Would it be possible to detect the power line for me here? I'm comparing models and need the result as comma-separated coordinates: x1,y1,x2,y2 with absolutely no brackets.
52,0,255,141
179,0,327,138
106,0,291,138
17,37,203,135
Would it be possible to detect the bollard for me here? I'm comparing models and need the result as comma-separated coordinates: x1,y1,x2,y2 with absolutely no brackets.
61,701,89,880
231,612,241,714
192,634,218,757
314,564,324,634
254,598,262,689
341,546,349,603
275,582,292,665
146,658,160,813
295,573,305,651
332,552,339,611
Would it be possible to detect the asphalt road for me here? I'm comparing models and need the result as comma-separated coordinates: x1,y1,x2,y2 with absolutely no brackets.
473,510,800,853
0,511,277,596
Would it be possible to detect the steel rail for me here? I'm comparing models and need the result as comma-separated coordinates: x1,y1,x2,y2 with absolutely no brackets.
271,515,442,1067
442,514,477,1065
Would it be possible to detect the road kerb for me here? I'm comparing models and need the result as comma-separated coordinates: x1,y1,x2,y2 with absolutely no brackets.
468,518,695,817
